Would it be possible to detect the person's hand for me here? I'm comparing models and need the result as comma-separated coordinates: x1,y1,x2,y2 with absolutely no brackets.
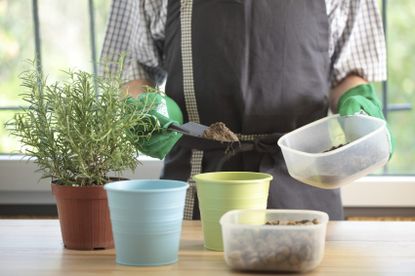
126,92,183,159
337,83,394,158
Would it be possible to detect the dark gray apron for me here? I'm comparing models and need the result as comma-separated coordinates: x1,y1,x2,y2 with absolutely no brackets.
162,0,344,220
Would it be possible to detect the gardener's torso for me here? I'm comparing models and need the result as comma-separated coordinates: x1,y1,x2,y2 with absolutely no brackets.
161,0,343,220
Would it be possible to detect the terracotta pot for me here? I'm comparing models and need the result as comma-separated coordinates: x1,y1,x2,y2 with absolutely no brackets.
51,182,114,250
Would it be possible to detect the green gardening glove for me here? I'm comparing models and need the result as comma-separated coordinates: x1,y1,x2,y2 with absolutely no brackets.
337,83,394,158
126,92,183,159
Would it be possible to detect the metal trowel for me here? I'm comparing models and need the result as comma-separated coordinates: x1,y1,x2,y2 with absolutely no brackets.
168,122,209,138
168,121,240,143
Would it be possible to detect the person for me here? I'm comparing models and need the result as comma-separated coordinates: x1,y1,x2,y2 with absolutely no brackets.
100,0,392,220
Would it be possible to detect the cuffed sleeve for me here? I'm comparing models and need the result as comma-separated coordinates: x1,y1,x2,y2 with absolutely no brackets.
328,0,387,87
99,0,167,85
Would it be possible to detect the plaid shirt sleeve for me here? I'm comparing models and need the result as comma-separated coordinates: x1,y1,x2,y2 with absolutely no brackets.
99,0,167,85
100,0,387,88
327,0,387,87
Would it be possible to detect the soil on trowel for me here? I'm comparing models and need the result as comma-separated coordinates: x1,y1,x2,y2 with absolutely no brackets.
202,122,240,143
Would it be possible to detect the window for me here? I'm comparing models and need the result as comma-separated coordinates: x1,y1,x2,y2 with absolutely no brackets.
0,0,111,153
0,0,414,175
380,0,415,174
0,0,35,152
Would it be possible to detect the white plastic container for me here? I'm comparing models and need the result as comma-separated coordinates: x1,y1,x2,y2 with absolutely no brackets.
220,209,329,272
277,114,390,189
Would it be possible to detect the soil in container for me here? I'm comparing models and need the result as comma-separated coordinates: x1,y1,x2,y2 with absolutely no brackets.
304,175,343,186
265,219,320,225
323,143,349,153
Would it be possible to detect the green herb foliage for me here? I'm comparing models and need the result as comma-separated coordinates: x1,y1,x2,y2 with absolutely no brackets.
7,65,160,186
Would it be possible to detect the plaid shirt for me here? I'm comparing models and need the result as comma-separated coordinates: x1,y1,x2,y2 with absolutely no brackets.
100,0,387,88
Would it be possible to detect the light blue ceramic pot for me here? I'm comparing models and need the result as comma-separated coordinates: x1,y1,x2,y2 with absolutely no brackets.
104,179,189,266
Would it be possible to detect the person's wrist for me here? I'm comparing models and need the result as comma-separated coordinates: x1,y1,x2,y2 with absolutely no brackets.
122,80,155,97
330,75,367,113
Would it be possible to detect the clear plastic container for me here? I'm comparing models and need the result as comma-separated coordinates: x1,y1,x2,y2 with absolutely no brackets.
277,114,390,189
220,209,329,272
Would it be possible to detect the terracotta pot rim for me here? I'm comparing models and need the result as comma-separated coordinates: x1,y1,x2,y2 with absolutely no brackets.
51,182,105,188
51,177,128,187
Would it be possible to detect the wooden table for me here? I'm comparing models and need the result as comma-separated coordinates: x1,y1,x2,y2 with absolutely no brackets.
0,220,414,275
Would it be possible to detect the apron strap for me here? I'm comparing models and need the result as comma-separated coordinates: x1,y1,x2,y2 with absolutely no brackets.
177,132,284,151
177,132,285,170
180,0,199,123
237,134,268,141
180,0,202,220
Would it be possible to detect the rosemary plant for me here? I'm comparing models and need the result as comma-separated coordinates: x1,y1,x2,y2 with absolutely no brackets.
8,66,160,186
